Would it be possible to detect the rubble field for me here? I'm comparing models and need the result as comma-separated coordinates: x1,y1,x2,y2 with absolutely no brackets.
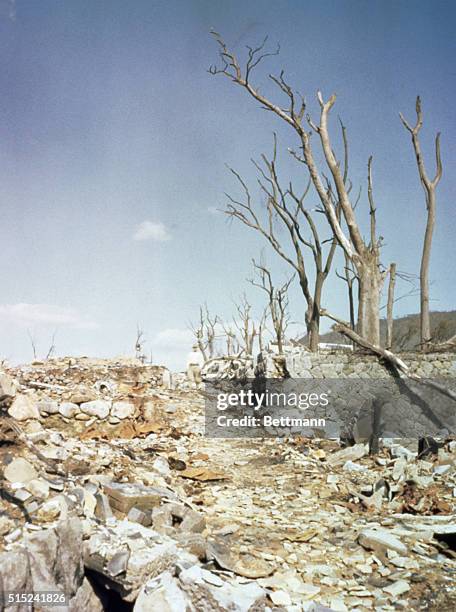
1,357,455,611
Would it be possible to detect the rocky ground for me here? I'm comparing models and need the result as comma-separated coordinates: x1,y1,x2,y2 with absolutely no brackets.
0,358,455,611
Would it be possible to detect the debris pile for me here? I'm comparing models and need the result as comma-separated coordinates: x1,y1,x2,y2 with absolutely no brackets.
1,358,456,610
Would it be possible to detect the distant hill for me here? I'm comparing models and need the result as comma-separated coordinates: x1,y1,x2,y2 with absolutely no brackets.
301,311,456,351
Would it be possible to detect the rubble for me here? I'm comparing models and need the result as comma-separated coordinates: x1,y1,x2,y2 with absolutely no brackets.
0,355,455,610
7,394,40,421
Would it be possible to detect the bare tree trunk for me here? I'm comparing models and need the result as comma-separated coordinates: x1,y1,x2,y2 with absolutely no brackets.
357,259,382,346
386,263,397,350
400,97,442,351
420,192,435,349
307,274,324,351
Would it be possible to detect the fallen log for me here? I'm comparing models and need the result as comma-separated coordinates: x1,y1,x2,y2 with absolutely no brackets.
320,309,456,403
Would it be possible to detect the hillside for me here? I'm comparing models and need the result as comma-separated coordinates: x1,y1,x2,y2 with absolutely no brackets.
303,310,456,350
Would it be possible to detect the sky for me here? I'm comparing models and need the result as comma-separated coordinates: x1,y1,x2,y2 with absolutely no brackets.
0,0,455,369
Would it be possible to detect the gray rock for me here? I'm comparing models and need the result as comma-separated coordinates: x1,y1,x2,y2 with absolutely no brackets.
180,509,206,534
24,519,84,597
0,549,33,611
37,400,59,415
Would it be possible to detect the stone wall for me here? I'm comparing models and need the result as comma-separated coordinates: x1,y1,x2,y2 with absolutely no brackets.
2,357,170,424
254,348,456,439
262,346,456,379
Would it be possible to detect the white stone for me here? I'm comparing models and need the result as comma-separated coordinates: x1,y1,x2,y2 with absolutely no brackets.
111,401,135,420
0,371,17,398
8,394,40,421
4,457,38,484
383,580,410,597
270,590,291,606
59,402,79,418
37,400,59,415
25,478,50,499
358,528,407,555
134,571,189,612
80,400,110,419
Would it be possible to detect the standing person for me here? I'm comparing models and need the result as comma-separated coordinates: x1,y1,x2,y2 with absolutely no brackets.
186,344,204,386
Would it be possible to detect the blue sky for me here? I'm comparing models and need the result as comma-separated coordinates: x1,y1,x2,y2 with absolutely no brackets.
0,0,455,368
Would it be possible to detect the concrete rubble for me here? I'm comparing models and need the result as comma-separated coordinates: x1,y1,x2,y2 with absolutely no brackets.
0,355,455,610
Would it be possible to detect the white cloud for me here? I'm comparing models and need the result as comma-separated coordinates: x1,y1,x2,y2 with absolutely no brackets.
133,221,171,242
0,303,98,329
153,328,193,349
207,206,221,215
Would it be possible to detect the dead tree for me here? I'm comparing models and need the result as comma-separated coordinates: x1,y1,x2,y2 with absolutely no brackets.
189,303,219,360
222,322,240,356
321,309,456,402
257,306,268,353
27,330,38,360
386,263,397,350
233,293,257,356
400,97,442,350
210,33,386,345
225,136,338,350
45,330,57,360
249,258,293,353
135,325,146,363
336,254,358,332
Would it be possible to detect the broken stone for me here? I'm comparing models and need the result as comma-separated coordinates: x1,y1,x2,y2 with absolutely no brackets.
175,533,207,560
180,509,206,534
153,456,170,476
94,492,114,521
178,564,267,611
4,457,38,483
0,514,15,536
83,490,97,518
270,590,292,606
326,443,367,467
8,394,40,421
383,579,410,597
0,370,17,399
358,528,407,555
13,488,32,502
80,400,110,419
36,496,67,522
111,401,135,419
127,507,152,527
106,548,130,577
84,521,185,601
25,478,50,499
104,482,165,514
134,570,190,612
